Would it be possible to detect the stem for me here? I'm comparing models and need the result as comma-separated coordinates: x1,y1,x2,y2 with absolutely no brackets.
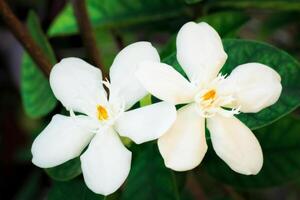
71,0,108,78
170,171,180,200
222,185,245,200
186,172,207,200
0,0,52,76
111,29,125,50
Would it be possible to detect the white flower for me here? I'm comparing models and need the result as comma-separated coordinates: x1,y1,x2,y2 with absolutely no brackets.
136,22,282,174
31,42,177,195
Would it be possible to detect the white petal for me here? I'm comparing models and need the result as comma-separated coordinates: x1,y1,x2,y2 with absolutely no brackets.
220,63,282,113
207,114,263,175
31,114,97,168
80,128,131,195
176,22,227,84
158,104,207,171
109,42,160,110
115,102,176,144
50,57,106,116
136,61,197,105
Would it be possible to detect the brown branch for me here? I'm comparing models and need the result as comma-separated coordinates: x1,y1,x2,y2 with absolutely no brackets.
186,172,207,200
0,0,52,76
111,29,125,51
71,0,108,78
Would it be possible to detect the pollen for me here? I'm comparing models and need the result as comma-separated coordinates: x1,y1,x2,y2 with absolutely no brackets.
202,89,216,101
97,105,109,121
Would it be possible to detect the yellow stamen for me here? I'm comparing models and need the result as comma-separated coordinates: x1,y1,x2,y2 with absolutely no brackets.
202,89,216,101
97,105,108,121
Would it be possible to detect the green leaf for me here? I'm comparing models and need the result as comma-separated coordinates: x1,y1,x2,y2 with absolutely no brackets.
122,143,181,200
48,0,189,37
206,0,300,11
162,39,300,130
203,114,300,188
139,94,152,107
21,11,57,118
48,178,106,200
45,157,82,181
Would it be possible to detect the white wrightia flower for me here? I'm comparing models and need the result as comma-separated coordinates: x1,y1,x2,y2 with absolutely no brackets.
136,22,282,174
31,42,177,195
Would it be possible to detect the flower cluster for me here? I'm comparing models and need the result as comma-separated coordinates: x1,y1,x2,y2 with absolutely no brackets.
31,22,282,195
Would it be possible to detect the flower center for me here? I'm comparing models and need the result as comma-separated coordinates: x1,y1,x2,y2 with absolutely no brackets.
194,74,240,118
202,89,216,101
97,105,109,121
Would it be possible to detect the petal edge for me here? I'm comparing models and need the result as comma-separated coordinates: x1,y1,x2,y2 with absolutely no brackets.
207,114,263,175
80,128,131,195
115,101,176,144
158,104,207,171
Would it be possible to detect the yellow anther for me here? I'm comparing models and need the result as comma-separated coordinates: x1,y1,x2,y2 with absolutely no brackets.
202,89,216,101
97,105,108,121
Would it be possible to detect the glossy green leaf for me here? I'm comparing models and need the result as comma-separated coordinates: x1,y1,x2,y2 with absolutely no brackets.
206,0,300,11
122,143,181,200
162,39,300,130
48,0,189,37
48,178,106,200
45,157,82,181
21,11,57,118
203,114,300,188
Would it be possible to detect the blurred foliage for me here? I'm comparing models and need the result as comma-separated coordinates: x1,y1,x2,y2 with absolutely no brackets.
205,0,300,11
260,12,300,39
2,0,300,199
48,0,191,36
21,11,57,118
198,11,249,38
14,171,42,200
160,11,250,59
